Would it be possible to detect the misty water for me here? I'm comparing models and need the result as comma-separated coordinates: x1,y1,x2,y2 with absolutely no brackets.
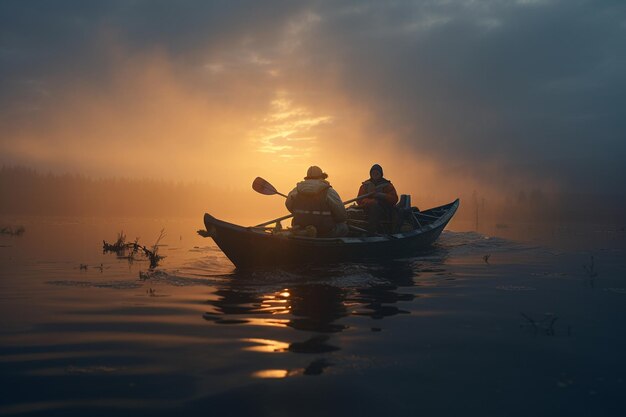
1,216,625,417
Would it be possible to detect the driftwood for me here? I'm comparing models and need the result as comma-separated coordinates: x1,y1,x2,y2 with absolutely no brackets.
0,225,25,236
520,312,558,336
103,229,165,268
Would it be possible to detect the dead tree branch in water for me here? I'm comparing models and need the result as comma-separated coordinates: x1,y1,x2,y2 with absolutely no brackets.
1,225,25,236
520,312,558,336
103,229,166,269
142,229,165,269
102,231,127,253
582,255,598,287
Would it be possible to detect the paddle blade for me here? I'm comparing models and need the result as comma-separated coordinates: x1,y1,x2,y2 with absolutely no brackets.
252,177,279,196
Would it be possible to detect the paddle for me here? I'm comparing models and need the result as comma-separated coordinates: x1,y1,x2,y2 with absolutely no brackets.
252,177,380,228
252,177,288,198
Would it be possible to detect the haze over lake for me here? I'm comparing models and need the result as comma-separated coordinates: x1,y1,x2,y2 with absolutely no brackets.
1,0,626,415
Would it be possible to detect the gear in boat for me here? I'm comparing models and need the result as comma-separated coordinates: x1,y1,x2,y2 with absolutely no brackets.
198,177,459,268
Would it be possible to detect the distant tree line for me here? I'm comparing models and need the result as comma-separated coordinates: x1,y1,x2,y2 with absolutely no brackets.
1,166,625,226
0,166,258,219
453,187,626,226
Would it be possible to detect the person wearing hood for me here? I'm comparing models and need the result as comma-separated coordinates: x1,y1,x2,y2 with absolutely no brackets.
357,164,399,233
286,166,349,237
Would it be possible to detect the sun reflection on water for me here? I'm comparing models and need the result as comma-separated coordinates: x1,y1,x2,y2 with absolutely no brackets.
251,369,289,379
244,318,290,327
242,338,289,353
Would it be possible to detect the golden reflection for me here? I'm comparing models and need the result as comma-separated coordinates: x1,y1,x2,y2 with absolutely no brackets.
252,369,289,379
260,300,288,305
256,289,292,314
244,318,290,327
256,305,289,313
267,307,292,315
242,338,289,352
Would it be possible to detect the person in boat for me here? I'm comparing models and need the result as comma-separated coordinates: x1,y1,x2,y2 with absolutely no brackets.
286,166,349,238
357,164,399,233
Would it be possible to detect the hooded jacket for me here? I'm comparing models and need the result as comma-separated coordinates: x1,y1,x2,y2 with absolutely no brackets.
357,178,398,207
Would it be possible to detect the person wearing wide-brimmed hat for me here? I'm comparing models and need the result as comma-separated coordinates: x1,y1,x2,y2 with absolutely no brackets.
357,164,398,233
285,166,348,237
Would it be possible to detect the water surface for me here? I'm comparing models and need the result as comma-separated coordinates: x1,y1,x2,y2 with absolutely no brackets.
1,217,625,416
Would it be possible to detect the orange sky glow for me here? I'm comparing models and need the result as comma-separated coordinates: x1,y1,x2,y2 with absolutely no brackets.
0,24,576,226
3,46,476,214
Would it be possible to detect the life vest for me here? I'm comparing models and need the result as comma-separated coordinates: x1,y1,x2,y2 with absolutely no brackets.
361,179,391,195
291,187,335,237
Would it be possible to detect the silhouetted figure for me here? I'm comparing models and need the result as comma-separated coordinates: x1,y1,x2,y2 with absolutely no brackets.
286,166,348,237
357,164,398,233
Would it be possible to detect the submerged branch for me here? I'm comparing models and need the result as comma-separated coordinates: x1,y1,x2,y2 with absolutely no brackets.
520,312,558,336
103,229,166,269
1,225,25,236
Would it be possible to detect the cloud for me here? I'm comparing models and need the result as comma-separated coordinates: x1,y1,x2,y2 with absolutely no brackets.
1,0,625,198
303,0,626,191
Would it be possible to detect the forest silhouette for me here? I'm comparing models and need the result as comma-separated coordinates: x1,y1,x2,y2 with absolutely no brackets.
1,166,624,226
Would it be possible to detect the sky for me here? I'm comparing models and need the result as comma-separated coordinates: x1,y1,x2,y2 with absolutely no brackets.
1,0,625,209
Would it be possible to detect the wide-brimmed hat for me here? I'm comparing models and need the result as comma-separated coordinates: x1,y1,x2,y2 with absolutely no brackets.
304,165,328,180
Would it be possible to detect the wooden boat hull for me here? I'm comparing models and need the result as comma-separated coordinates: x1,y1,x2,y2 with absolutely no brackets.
203,199,459,268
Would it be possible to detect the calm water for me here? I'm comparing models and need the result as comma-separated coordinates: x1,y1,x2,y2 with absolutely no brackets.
1,217,625,416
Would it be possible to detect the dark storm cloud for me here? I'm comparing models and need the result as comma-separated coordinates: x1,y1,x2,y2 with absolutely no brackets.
1,0,625,193
0,0,300,96
306,0,626,191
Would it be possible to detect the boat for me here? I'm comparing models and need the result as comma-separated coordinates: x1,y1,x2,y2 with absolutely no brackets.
199,199,459,268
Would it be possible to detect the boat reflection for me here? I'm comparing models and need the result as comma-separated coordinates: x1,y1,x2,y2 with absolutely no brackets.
285,284,348,333
347,262,417,320
202,259,445,366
